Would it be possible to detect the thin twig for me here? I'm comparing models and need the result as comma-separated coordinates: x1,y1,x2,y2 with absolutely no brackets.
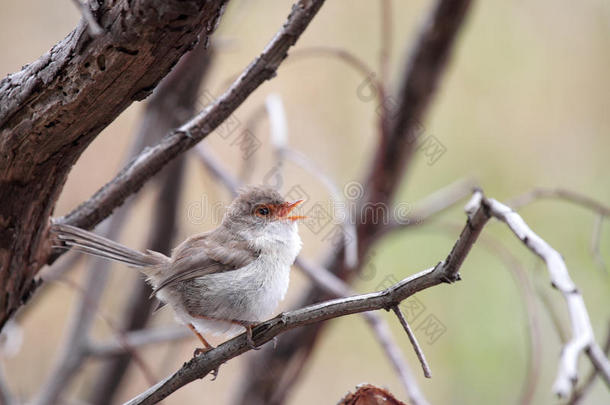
88,327,192,357
391,306,431,378
289,46,380,97
70,0,103,36
379,0,393,87
591,214,607,273
508,188,610,216
383,177,478,235
509,187,609,273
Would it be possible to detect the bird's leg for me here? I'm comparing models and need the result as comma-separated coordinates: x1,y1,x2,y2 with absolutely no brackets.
188,323,213,355
187,323,220,379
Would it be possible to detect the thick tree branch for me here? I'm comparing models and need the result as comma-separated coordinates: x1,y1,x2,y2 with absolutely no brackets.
0,0,228,329
58,0,327,232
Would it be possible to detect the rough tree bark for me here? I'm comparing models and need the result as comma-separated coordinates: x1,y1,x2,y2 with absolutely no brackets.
0,0,228,329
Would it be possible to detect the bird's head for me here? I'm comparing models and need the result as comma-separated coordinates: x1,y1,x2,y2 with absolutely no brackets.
222,186,305,240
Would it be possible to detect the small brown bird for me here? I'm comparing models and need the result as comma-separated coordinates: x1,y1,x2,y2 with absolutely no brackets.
52,186,304,353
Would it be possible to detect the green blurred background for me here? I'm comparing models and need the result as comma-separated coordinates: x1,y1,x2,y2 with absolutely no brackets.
1,0,609,404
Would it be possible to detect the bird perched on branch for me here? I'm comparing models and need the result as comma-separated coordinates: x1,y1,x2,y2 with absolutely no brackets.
52,186,304,354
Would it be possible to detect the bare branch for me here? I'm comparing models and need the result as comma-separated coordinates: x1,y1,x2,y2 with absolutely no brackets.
289,46,380,96
487,197,610,396
509,187,609,273
382,177,478,235
391,306,431,378
591,214,607,273
508,187,610,216
379,0,393,87
58,0,327,233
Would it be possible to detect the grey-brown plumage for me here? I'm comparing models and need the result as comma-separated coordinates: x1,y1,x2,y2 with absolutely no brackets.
52,186,303,350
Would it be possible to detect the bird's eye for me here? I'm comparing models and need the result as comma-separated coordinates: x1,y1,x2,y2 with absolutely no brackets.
256,206,270,216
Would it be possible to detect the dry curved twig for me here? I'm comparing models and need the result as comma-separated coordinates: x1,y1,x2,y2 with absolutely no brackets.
485,195,610,396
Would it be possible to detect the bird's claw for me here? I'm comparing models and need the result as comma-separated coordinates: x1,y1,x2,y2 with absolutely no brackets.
193,347,209,357
192,347,221,380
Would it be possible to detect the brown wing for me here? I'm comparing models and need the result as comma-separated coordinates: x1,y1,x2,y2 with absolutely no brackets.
153,227,259,294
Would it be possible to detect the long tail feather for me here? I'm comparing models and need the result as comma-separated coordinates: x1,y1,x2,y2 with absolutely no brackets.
51,223,168,268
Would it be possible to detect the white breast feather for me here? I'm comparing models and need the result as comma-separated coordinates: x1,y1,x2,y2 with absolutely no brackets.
174,223,302,337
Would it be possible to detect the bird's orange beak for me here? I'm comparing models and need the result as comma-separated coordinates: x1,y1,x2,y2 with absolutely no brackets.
277,200,306,221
